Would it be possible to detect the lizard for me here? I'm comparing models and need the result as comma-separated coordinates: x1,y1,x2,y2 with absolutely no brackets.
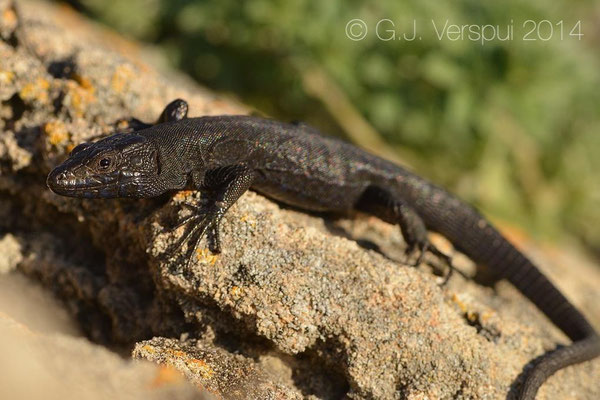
46,99,599,399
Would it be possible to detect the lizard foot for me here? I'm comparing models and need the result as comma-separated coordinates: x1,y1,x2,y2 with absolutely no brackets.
406,242,463,286
169,203,224,271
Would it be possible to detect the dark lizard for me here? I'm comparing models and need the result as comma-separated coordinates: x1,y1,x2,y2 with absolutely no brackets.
47,99,599,399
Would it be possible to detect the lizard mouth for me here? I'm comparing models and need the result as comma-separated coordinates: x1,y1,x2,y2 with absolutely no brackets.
47,168,120,198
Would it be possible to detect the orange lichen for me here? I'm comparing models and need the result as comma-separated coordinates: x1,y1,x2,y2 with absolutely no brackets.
187,359,214,380
150,365,185,388
173,190,194,201
19,78,50,104
115,119,131,131
171,350,186,358
43,120,69,146
480,311,494,323
230,285,243,297
2,8,17,30
452,294,484,323
239,214,256,228
141,344,157,354
0,70,14,85
466,310,479,323
72,73,95,92
64,80,96,117
451,293,468,313
111,64,135,93
196,248,218,265
159,347,216,382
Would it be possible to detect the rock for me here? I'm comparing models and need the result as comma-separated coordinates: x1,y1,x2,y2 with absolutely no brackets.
0,314,204,400
0,0,598,399
0,233,22,273
133,337,304,400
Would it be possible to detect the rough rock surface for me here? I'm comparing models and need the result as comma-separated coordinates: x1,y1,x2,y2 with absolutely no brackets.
0,1,599,399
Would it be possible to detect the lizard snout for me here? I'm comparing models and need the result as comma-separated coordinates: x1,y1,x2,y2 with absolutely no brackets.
46,165,93,196
46,166,67,193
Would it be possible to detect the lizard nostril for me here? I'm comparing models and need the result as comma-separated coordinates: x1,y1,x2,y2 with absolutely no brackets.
47,168,68,191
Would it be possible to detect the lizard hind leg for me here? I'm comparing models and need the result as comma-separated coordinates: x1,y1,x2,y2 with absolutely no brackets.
156,99,189,123
114,99,189,133
355,185,456,283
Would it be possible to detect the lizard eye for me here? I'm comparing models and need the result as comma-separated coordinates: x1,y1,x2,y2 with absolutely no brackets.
99,158,111,169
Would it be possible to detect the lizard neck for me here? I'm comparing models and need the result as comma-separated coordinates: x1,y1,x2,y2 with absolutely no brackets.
143,131,192,192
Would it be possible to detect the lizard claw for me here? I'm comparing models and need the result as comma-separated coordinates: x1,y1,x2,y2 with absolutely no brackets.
169,204,224,272
405,242,428,267
208,225,222,254
427,245,463,286
405,241,459,286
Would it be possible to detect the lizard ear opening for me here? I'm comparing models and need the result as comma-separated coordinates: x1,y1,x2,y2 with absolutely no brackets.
153,150,161,176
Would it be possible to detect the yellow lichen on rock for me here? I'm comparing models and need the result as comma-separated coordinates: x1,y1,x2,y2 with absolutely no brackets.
187,359,214,380
0,70,14,85
64,80,96,118
43,120,69,146
72,73,95,92
156,347,216,381
141,344,157,354
111,64,135,93
1,7,17,31
19,78,50,104
150,365,186,388
196,248,218,265
173,190,194,201
230,285,244,298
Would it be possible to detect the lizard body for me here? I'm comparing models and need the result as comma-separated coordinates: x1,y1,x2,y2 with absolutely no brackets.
47,99,599,399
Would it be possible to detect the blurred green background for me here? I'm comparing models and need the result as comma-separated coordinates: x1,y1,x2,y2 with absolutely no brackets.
61,0,600,252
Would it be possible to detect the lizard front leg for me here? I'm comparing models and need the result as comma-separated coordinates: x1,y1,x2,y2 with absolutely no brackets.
172,165,255,269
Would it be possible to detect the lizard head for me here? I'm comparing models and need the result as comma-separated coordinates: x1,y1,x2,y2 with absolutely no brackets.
47,133,164,199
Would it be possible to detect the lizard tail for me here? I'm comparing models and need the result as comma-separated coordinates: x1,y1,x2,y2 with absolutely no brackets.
402,181,600,399
484,239,600,399
518,334,600,399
